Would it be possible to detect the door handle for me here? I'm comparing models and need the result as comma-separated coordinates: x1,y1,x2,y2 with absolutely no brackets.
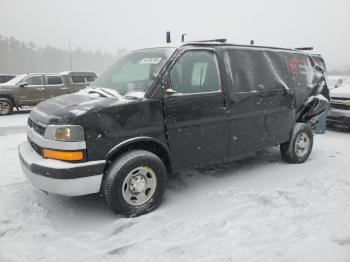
36,87,45,91
60,87,68,90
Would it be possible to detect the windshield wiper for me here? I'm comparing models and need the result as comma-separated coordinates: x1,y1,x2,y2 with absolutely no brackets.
82,86,122,99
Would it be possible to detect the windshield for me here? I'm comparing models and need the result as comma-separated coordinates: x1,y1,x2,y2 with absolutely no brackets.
94,47,176,96
4,74,28,86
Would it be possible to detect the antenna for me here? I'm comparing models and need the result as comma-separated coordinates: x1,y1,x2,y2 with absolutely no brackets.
166,31,171,43
195,38,227,43
68,41,73,71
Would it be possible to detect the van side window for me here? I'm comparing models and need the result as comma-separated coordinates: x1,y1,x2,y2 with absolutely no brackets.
170,50,221,94
227,50,287,93
26,76,42,85
285,53,313,89
47,76,63,85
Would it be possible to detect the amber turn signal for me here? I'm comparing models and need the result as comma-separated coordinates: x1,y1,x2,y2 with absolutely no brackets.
43,149,84,161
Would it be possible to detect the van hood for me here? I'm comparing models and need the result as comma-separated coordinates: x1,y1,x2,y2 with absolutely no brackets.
30,92,121,125
330,85,350,99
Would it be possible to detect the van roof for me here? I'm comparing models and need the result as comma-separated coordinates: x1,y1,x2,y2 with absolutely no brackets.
134,41,307,54
183,41,306,53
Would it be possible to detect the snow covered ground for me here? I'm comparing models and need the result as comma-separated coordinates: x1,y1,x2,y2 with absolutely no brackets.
327,75,350,91
0,114,350,262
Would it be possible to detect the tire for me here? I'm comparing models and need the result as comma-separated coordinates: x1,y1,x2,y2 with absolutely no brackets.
0,98,13,116
280,123,313,164
102,150,167,217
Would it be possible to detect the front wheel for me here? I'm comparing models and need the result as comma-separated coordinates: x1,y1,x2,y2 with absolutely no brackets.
0,98,13,115
280,123,313,164
102,150,167,217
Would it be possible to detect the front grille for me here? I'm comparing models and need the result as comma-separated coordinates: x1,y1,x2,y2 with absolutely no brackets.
28,118,46,136
331,103,350,110
29,140,43,156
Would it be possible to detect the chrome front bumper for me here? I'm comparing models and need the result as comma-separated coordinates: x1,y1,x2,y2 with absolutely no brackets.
18,140,105,196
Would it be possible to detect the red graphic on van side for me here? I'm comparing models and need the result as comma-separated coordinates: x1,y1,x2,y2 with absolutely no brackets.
288,57,300,77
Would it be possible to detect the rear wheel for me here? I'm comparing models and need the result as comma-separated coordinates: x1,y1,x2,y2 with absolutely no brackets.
0,98,13,115
102,150,167,217
280,123,313,163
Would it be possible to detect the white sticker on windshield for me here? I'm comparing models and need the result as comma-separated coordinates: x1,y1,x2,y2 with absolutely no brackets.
139,57,162,64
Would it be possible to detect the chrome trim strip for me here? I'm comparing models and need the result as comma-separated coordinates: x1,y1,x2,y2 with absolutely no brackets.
20,140,104,170
27,126,87,150
19,141,104,196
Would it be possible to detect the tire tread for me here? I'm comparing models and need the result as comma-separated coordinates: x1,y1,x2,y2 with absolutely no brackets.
102,150,167,217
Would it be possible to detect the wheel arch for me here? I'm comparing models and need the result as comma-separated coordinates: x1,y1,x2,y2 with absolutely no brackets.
105,137,173,175
0,95,16,106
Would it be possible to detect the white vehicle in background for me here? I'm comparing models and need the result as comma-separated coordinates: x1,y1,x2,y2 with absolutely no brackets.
327,77,350,128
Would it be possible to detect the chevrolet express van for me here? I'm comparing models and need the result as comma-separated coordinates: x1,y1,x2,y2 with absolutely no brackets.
19,42,329,217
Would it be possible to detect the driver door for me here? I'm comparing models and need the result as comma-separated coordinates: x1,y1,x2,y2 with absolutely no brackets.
163,49,230,169
17,75,45,105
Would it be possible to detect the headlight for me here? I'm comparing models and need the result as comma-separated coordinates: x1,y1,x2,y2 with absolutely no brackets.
343,100,350,106
44,125,85,142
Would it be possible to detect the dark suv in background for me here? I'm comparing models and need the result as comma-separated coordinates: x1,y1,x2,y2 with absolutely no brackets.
19,42,329,217
0,71,97,115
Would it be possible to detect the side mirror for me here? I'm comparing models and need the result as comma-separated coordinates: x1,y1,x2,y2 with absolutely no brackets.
165,88,177,96
161,74,170,87
161,74,177,96
19,82,28,87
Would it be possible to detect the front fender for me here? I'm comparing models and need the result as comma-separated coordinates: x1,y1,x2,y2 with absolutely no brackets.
105,136,173,174
106,136,171,159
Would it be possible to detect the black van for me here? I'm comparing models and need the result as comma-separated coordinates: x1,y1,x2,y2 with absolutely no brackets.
19,42,329,217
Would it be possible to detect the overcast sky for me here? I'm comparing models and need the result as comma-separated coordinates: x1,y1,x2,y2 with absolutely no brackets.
1,0,349,70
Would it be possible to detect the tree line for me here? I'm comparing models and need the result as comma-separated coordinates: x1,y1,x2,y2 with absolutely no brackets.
0,35,125,75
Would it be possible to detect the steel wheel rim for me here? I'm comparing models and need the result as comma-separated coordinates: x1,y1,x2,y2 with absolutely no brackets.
295,132,310,157
0,102,10,115
122,166,157,206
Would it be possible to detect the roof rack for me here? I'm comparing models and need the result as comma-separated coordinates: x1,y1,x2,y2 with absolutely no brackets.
194,39,227,43
295,47,314,51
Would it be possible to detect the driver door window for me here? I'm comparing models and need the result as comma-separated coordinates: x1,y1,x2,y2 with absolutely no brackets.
26,76,43,85
18,76,44,105
170,50,221,94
